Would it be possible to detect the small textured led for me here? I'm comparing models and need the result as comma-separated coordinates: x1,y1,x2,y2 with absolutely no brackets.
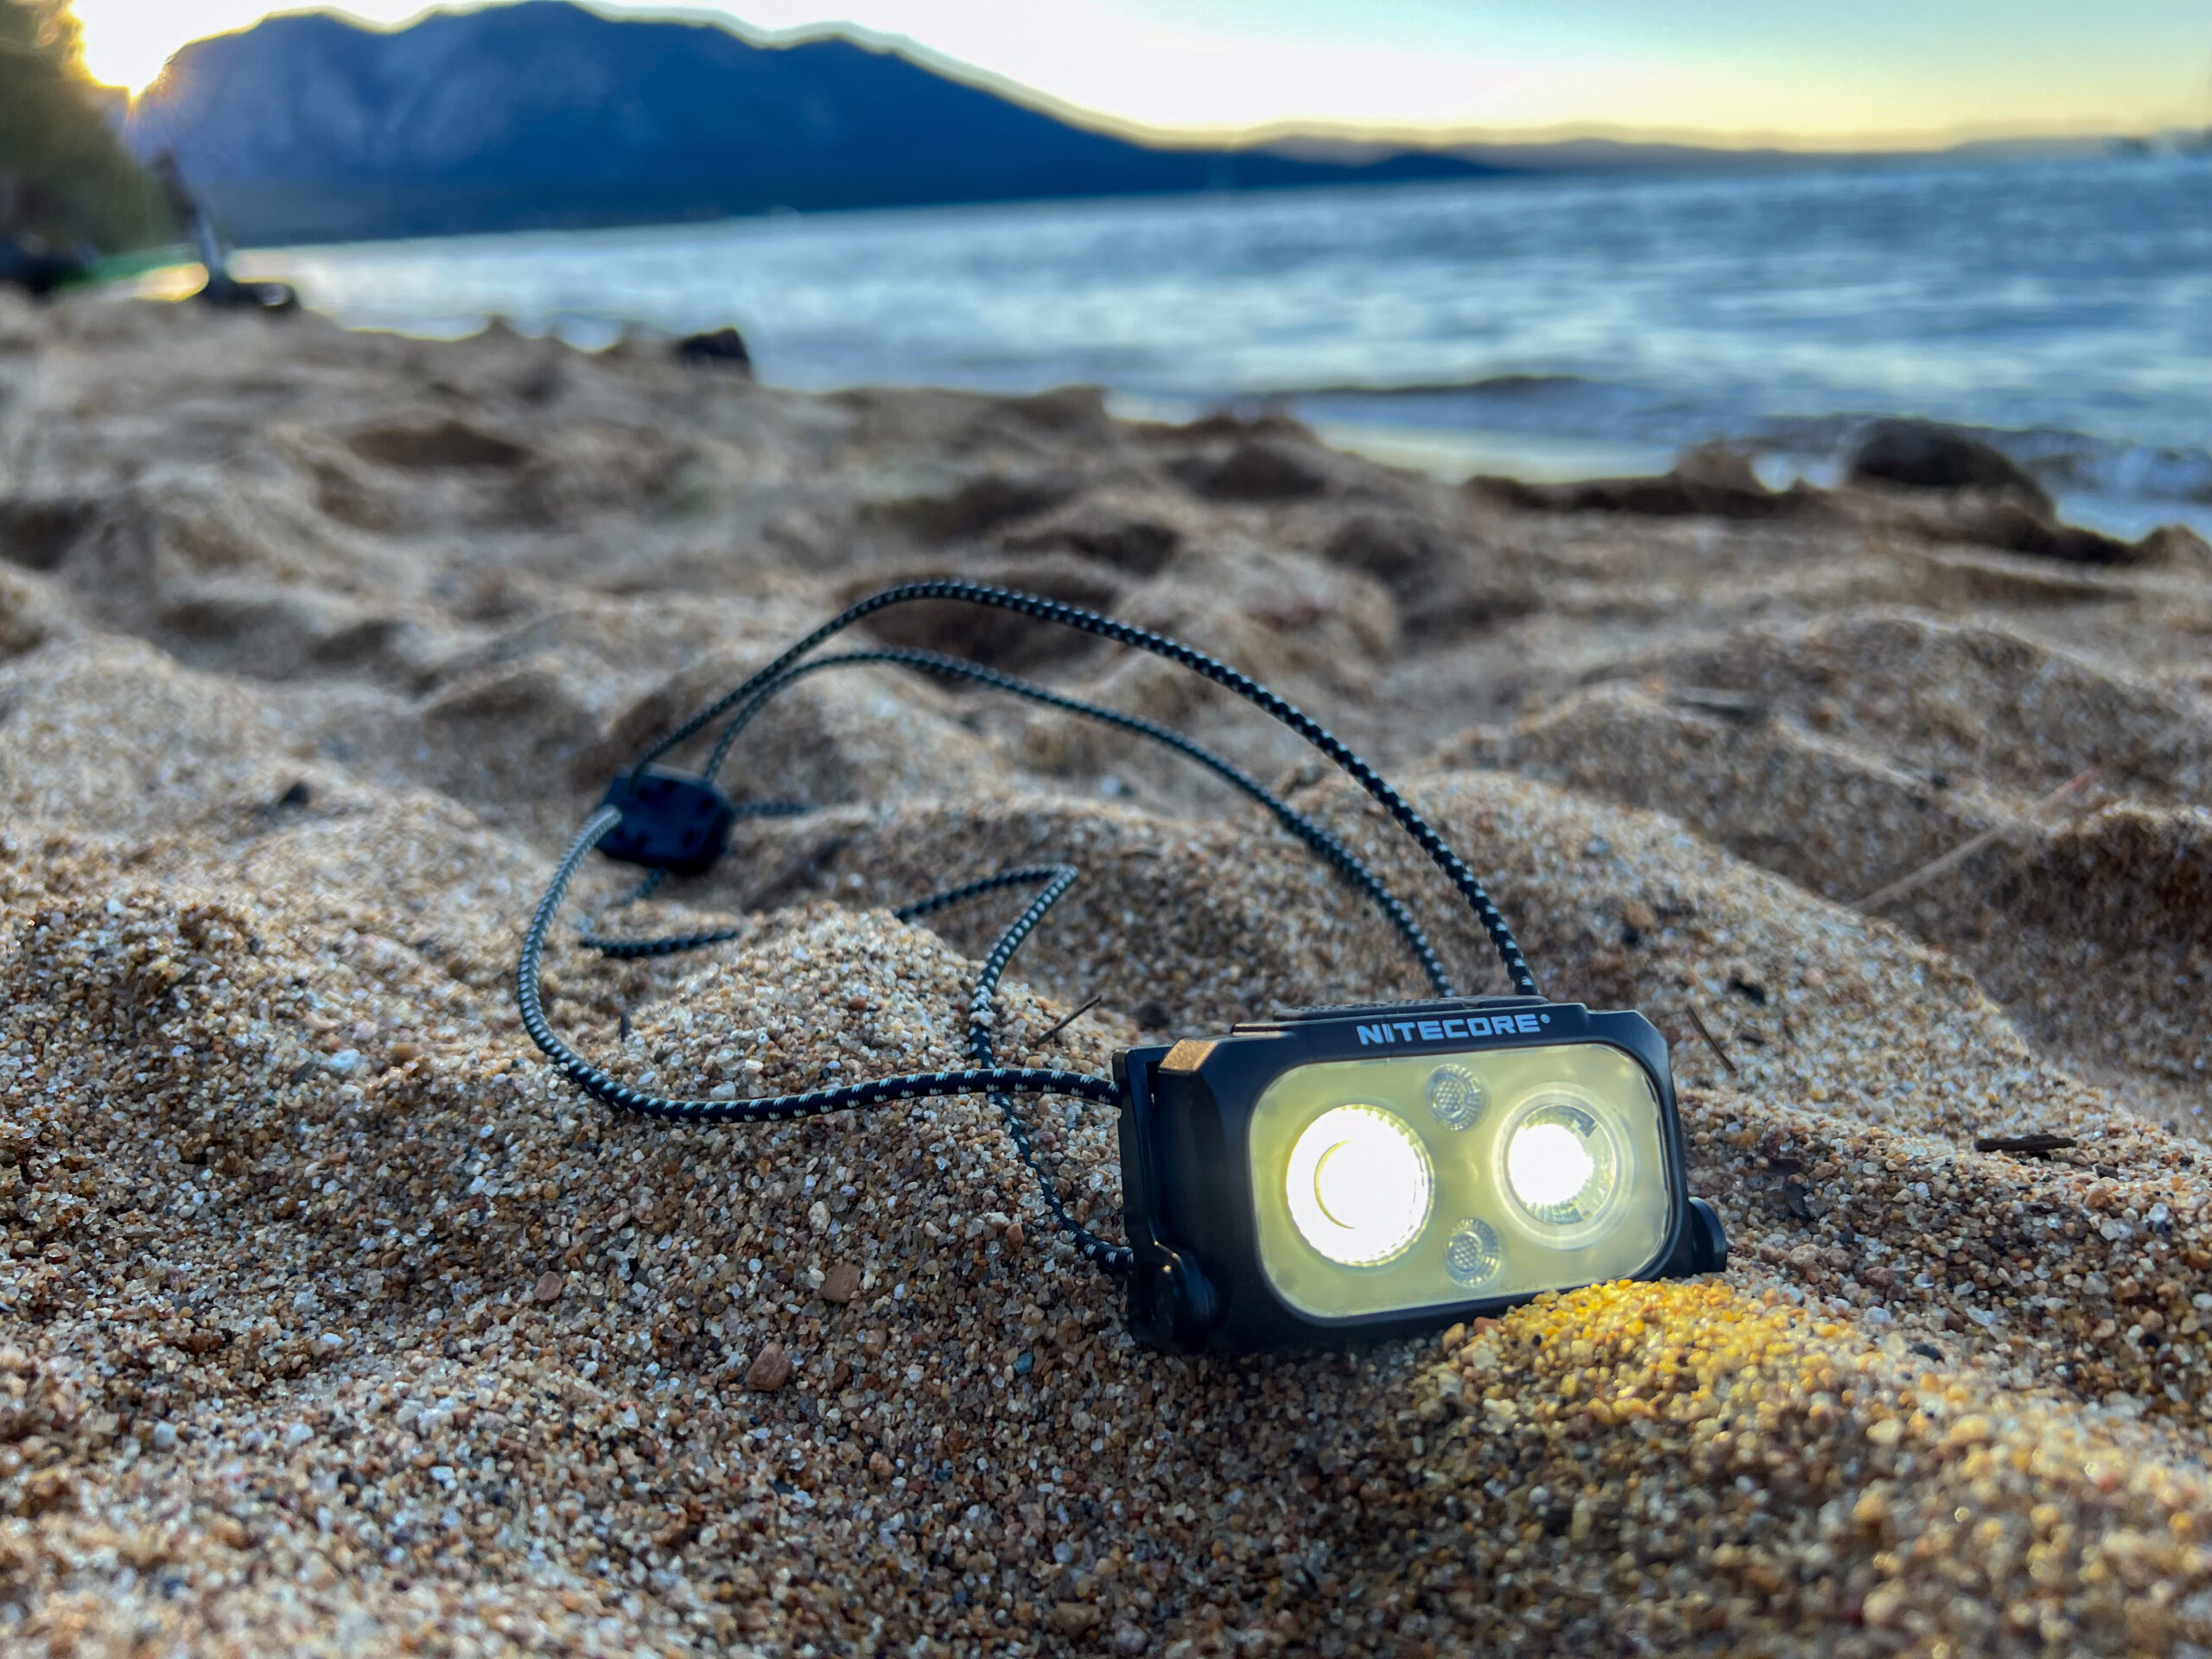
1426,1064,1486,1131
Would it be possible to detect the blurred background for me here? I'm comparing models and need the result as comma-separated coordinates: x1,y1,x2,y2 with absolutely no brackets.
5,0,2209,533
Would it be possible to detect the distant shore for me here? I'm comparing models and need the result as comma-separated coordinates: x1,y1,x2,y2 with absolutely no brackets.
174,154,2212,548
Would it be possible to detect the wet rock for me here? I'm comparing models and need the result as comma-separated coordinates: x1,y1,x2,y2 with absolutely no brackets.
675,325,752,373
1848,417,2052,512
1468,444,1815,520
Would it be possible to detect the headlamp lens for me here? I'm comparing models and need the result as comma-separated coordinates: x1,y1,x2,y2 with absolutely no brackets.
1285,1104,1433,1266
1507,1119,1592,1207
1248,1040,1669,1321
1502,1097,1623,1230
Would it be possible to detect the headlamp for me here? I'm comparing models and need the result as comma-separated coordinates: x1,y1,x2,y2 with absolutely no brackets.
1116,997,1726,1352
517,581,1727,1360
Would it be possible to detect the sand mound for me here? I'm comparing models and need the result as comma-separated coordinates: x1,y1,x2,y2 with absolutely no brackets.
3,298,2211,1654
1440,612,2210,1127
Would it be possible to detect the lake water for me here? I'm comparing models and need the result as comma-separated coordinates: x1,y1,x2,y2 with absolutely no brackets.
238,155,2212,536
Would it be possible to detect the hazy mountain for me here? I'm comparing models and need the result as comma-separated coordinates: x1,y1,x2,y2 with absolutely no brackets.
124,0,1502,245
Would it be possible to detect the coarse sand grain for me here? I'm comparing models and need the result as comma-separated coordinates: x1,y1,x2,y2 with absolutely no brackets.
0,295,2208,1656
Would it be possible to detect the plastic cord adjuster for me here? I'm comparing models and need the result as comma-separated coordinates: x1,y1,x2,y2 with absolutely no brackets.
596,768,736,875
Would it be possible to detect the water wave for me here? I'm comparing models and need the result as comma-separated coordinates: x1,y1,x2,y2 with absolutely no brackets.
241,154,2212,531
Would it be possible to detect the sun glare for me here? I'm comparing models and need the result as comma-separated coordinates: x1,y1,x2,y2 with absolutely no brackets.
71,21,161,91
72,0,206,91
62,0,2209,135
70,0,425,92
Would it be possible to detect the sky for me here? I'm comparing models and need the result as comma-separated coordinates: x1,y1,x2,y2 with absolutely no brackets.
70,0,2212,146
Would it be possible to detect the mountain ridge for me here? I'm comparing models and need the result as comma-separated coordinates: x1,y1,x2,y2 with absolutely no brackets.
124,0,1502,245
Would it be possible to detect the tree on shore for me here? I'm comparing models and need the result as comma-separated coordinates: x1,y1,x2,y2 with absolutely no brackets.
1,0,168,250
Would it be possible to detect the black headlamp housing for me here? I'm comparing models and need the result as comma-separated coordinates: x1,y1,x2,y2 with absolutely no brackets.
1115,995,1727,1353
520,586,1726,1359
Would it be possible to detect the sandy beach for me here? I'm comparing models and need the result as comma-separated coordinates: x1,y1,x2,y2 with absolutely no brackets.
2,291,2210,1655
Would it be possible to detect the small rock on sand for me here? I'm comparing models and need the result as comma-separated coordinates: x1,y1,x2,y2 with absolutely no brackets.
745,1344,793,1392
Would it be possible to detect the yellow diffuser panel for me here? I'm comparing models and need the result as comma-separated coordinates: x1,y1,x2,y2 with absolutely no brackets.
1249,1041,1673,1321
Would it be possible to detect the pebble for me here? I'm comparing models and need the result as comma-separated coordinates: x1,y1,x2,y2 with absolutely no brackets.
745,1344,794,1392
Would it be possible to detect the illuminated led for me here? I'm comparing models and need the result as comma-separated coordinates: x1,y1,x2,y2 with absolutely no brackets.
1504,1101,1618,1227
1510,1122,1592,1206
1426,1064,1485,1131
1285,1105,1433,1266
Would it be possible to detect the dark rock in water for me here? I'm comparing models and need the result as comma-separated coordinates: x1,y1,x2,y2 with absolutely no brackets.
0,235,92,298
676,327,753,373
196,273,300,312
1847,419,2052,515
1946,497,2133,564
1467,444,1816,521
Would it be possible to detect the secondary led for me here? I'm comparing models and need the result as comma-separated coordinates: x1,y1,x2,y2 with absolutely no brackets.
1504,1101,1618,1227
1285,1104,1433,1266
1444,1217,1503,1287
1427,1064,1485,1131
